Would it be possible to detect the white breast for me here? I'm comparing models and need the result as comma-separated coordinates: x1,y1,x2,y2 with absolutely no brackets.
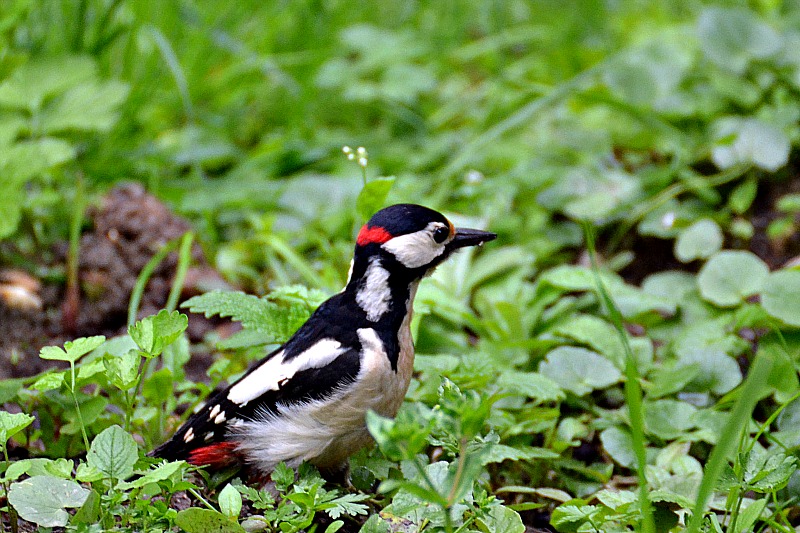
232,320,416,474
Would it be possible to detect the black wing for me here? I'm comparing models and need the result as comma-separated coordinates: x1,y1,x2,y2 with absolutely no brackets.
151,299,364,462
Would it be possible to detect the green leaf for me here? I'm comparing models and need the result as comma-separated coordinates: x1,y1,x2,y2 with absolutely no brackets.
676,350,742,395
675,219,723,263
496,371,564,403
71,489,101,525
182,290,314,345
175,508,245,533
697,7,781,74
697,251,769,307
117,460,187,490
2,459,31,482
39,80,129,134
600,426,636,468
128,310,188,357
104,349,141,390
729,178,758,214
356,177,395,221
366,407,433,462
734,498,767,533
477,505,525,533
0,411,35,447
0,56,98,111
219,483,243,518
761,269,800,327
8,475,89,527
539,346,622,396
741,449,797,493
39,335,106,363
643,400,697,440
711,117,789,172
86,425,138,481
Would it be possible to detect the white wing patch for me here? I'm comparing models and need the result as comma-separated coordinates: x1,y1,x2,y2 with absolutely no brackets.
355,257,391,321
227,340,345,406
381,222,446,269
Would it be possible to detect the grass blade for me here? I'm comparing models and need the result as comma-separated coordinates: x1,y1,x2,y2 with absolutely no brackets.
583,222,654,533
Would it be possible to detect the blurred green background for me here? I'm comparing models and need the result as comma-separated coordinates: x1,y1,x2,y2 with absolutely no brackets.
4,0,799,293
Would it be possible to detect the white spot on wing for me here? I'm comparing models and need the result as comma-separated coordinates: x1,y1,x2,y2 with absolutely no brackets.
208,404,220,420
183,428,195,443
356,257,391,321
381,222,447,269
227,342,345,406
214,411,226,424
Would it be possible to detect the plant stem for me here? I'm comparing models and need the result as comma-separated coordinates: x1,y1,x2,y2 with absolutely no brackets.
165,232,194,312
70,360,91,452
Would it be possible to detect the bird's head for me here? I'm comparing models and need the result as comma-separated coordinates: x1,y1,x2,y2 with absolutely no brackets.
350,204,496,281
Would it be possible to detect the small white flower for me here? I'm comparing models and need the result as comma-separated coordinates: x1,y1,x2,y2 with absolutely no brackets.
358,157,368,167
661,211,676,229
357,146,367,156
342,146,352,154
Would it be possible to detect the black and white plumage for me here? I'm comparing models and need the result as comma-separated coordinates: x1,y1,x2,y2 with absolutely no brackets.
151,204,496,475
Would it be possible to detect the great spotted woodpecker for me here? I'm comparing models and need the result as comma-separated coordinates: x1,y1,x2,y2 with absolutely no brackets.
152,204,496,476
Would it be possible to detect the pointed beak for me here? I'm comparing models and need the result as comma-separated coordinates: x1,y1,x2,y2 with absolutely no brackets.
447,227,497,251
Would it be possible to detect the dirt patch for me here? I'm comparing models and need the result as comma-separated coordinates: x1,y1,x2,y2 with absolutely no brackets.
0,183,229,380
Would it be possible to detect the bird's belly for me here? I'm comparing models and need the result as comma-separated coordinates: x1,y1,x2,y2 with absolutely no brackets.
234,344,414,474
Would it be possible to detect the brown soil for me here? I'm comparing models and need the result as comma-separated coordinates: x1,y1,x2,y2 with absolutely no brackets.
0,183,230,380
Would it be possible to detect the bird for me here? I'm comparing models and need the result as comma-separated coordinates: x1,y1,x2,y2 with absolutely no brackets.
151,204,496,477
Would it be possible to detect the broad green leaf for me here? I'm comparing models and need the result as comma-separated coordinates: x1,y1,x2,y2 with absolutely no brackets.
40,80,129,134
496,371,564,403
2,459,31,482
551,314,626,368
8,475,89,527
643,400,697,440
551,504,600,529
0,56,97,111
39,335,106,363
676,350,742,395
697,7,781,74
540,265,621,292
356,177,395,221
477,505,525,533
86,425,138,481
0,138,76,183
218,483,243,518
539,346,622,396
71,489,101,525
175,508,245,533
697,251,769,307
0,411,35,446
711,118,789,172
761,270,800,327
600,426,636,468
359,515,390,533
675,219,723,262
128,310,188,357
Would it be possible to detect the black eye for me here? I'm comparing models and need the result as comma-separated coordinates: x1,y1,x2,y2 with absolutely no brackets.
432,226,449,244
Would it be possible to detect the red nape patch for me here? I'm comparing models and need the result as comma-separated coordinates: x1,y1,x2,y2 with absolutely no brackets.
187,441,240,469
357,225,392,246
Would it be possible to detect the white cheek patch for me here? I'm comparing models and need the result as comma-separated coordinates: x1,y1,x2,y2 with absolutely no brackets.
227,340,345,406
381,225,446,269
356,257,391,321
